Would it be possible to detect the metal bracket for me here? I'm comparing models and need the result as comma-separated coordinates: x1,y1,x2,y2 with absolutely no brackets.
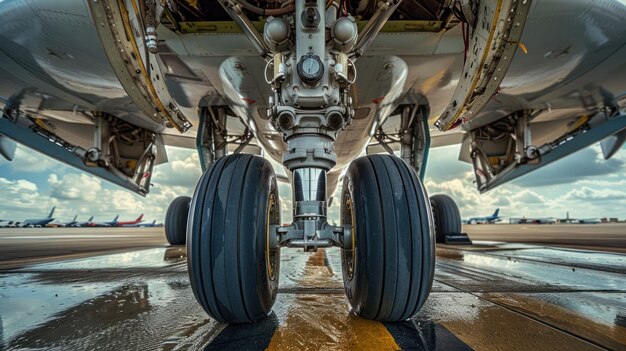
367,105,430,179
471,110,626,192
274,221,349,252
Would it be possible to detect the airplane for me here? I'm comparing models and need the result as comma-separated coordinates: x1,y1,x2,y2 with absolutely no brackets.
558,212,601,224
112,214,145,227
74,216,95,227
0,220,12,228
465,209,502,224
125,219,162,228
1,0,625,324
16,207,56,228
87,214,120,227
46,214,78,228
576,218,602,224
509,217,557,225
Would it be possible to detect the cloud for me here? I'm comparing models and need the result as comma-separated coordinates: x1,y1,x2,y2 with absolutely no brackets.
48,173,102,201
511,190,544,204
562,186,626,202
0,145,59,173
0,177,57,220
152,147,202,188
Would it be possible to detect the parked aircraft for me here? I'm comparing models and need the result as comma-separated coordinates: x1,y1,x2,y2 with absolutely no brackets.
86,215,119,227
74,216,95,227
1,0,625,324
509,217,558,225
577,218,602,224
113,214,144,227
13,207,57,228
0,220,12,228
558,212,601,224
126,219,162,228
47,214,78,228
466,209,502,224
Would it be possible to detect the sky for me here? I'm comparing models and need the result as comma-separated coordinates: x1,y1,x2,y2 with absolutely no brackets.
0,141,625,224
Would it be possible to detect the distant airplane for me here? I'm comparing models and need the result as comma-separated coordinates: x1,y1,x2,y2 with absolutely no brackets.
126,219,161,227
576,218,602,224
558,212,601,224
47,214,78,227
74,216,95,227
86,214,118,227
93,214,144,227
510,217,557,224
115,214,144,227
19,207,56,227
465,209,501,224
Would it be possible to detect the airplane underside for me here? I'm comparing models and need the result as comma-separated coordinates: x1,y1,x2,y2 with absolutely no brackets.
1,0,626,323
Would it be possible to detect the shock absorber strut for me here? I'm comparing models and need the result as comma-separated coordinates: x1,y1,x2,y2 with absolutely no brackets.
264,0,358,251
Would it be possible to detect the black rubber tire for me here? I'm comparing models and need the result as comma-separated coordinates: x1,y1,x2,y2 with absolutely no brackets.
187,154,281,323
340,154,435,322
164,196,191,245
430,194,462,243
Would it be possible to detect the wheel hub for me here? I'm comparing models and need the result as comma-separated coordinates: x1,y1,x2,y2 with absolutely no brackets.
266,193,279,280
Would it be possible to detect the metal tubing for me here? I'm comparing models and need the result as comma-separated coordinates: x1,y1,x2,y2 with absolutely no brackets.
220,1,271,58
352,0,402,57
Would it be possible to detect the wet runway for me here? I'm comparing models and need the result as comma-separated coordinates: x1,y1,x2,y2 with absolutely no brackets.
0,228,166,268
464,224,626,253
0,228,625,350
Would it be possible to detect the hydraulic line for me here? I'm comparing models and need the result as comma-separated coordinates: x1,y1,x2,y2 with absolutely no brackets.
234,0,295,16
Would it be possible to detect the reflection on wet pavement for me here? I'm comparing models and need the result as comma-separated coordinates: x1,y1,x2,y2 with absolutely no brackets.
0,242,624,350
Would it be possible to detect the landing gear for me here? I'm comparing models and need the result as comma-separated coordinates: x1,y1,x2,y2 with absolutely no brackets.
430,194,472,244
341,155,434,321
184,0,440,324
187,154,280,323
164,196,191,245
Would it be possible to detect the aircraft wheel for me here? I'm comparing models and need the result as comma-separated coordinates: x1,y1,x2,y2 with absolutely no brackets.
164,196,191,245
430,194,462,243
188,154,280,323
341,155,434,321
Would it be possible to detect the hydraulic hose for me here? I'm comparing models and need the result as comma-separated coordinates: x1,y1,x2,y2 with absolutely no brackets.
234,0,295,16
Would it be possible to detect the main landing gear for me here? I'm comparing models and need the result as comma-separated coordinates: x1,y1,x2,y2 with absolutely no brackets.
164,196,190,245
187,154,280,323
430,194,472,245
341,155,434,320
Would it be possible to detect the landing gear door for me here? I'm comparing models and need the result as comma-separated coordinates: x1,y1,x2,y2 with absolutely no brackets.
435,0,532,132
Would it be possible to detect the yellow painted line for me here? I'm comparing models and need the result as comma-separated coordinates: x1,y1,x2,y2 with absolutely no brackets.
266,250,400,351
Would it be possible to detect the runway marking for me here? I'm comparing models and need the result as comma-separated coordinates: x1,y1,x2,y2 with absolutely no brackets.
265,250,400,350
383,320,472,350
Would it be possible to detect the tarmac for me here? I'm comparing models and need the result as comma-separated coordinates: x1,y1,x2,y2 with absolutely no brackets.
0,225,624,350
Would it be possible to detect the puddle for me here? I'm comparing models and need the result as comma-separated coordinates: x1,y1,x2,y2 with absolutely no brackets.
437,248,626,291
9,248,186,272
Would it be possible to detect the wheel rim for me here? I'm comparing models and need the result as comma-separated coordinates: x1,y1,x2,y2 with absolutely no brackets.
266,193,279,281
342,193,356,280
